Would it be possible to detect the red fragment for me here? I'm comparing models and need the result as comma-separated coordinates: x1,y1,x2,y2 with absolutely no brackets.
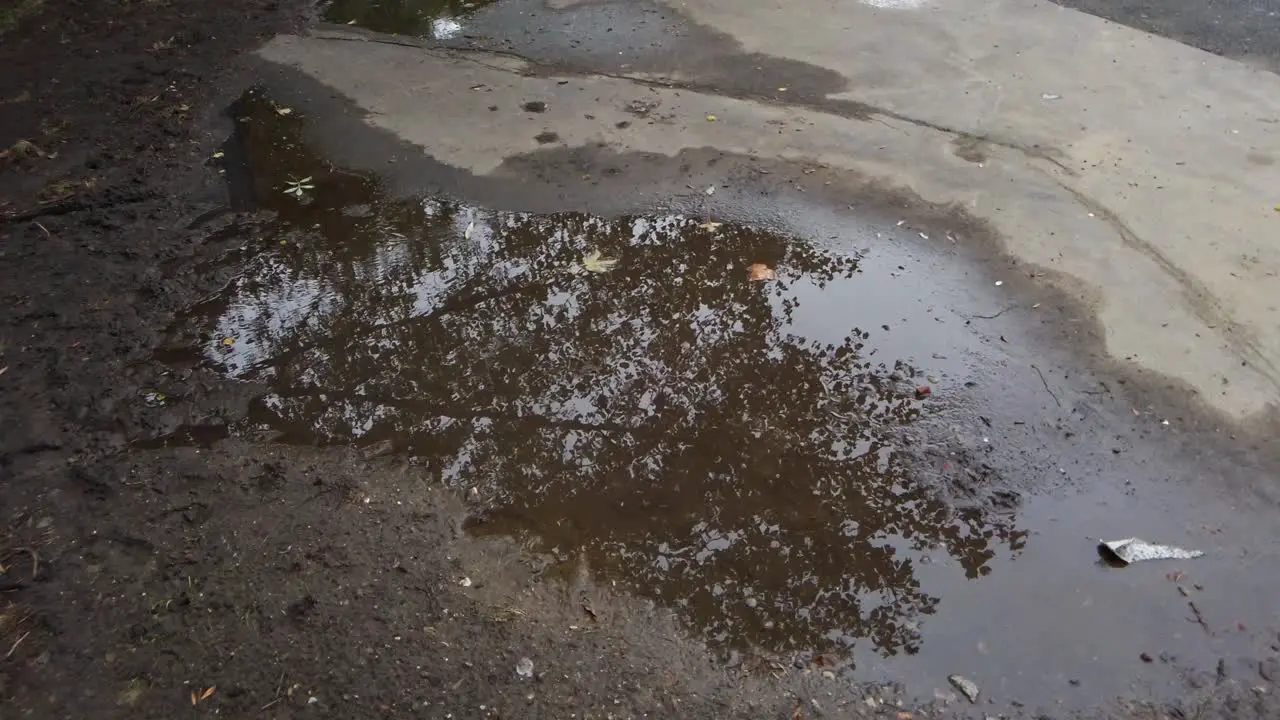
915,385,932,399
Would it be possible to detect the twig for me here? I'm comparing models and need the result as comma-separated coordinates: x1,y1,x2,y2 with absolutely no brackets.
260,669,286,711
32,221,50,238
4,630,30,659
967,304,1016,319
3,547,39,579
1030,364,1061,407
1188,600,1212,635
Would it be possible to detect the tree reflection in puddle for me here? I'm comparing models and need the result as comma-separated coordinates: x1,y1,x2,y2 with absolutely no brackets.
188,88,1026,662
321,0,497,38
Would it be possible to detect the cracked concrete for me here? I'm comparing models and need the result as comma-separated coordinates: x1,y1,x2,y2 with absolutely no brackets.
257,1,1280,425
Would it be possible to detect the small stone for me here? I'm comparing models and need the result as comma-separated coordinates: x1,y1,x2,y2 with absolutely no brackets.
744,597,758,608
516,657,535,679
948,675,979,703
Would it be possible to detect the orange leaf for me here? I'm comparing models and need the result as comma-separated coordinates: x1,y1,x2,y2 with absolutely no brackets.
200,686,216,701
191,690,198,706
748,263,776,281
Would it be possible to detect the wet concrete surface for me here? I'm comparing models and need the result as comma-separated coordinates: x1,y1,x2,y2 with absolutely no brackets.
155,87,1280,713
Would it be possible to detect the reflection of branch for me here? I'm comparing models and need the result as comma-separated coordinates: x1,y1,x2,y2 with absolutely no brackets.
371,280,549,336
247,278,548,375
270,387,636,435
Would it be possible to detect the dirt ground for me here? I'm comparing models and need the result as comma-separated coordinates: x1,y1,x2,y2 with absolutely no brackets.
1,1,1277,718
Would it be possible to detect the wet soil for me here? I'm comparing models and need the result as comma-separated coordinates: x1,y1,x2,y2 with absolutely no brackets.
3,0,1280,718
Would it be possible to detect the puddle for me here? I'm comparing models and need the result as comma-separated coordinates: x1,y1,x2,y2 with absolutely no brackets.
173,89,1028,663
321,0,498,37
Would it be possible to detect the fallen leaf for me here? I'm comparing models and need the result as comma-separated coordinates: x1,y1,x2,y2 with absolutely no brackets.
698,220,723,232
790,701,804,720
191,691,197,706
581,249,619,274
0,366,7,377
275,106,293,116
221,337,235,347
464,221,474,240
706,114,717,122
211,151,224,159
704,185,715,196
778,87,788,92
200,686,216,701
748,263,776,281
897,713,914,720
581,602,598,619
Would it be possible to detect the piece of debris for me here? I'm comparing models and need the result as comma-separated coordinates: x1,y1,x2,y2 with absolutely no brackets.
1140,652,1154,663
706,114,717,122
704,185,716,196
1041,93,1062,100
579,249,619,274
915,385,932,399
516,657,534,679
464,221,474,240
948,674,979,703
748,263,777,281
190,686,216,705
283,176,313,198
698,219,723,232
458,576,473,587
1098,538,1204,565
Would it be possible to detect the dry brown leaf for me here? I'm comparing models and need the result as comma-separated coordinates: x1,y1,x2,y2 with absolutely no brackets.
790,701,805,720
897,712,914,720
190,691,198,706
200,686,216,701
748,263,777,282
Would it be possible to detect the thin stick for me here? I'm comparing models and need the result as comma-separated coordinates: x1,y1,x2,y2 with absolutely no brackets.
4,630,30,659
968,304,1016,320
1031,364,1061,407
260,669,286,711
3,548,39,579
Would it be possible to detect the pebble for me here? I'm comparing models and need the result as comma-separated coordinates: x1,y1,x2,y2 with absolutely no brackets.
948,674,980,704
1261,656,1280,683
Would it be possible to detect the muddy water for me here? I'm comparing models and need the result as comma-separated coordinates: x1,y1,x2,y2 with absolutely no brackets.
322,0,498,37
180,89,1025,661
172,88,1280,710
